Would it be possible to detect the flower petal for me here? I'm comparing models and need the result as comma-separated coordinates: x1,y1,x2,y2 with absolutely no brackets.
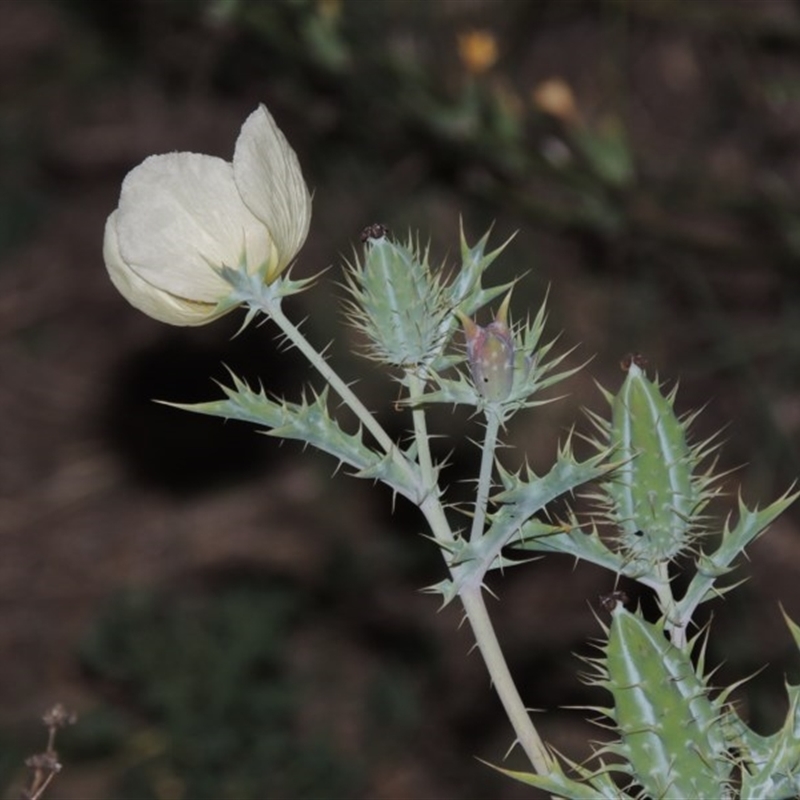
104,211,224,326
115,152,273,302
233,105,312,279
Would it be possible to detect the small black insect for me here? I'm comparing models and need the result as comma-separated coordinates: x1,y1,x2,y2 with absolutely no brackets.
620,352,648,371
599,590,629,612
360,223,389,243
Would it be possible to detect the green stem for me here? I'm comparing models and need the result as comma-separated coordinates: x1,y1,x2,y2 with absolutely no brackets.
268,302,396,455
405,371,456,548
469,409,500,542
406,370,436,490
266,299,457,552
403,375,551,776
263,296,550,777
652,562,685,648
460,585,555,775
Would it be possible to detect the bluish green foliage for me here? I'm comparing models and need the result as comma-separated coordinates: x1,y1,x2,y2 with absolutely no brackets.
166,376,420,503
342,226,513,376
179,226,799,797
590,361,720,568
505,357,800,798
593,605,733,799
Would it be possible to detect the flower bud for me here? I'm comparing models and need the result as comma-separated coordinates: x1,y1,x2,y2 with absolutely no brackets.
103,105,312,326
458,292,514,402
345,233,451,368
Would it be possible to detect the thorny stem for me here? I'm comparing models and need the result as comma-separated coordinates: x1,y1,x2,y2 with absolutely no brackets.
260,298,553,778
265,298,458,552
264,299,421,487
405,370,456,549
460,585,556,775
404,374,552,775
652,561,686,648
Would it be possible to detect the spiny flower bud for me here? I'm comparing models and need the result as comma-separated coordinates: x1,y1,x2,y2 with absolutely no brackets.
458,292,514,402
344,231,451,369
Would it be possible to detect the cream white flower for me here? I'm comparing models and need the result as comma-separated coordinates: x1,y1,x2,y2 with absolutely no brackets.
103,105,312,326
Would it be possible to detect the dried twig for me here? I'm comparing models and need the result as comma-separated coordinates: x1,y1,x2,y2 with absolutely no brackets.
20,704,77,800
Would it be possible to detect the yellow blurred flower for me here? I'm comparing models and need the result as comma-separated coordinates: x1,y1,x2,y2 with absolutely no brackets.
103,105,312,326
532,77,580,125
457,30,498,75
317,0,342,20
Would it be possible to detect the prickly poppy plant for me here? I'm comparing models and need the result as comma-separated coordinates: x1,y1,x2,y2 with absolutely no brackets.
104,104,800,798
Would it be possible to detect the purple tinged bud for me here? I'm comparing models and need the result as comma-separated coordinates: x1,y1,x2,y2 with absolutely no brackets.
458,292,515,402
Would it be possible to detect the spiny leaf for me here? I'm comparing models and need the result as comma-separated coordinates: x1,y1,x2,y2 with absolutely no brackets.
680,487,800,616
514,520,624,575
489,759,632,799
433,445,616,593
420,578,459,608
486,442,614,551
164,374,418,499
738,681,800,799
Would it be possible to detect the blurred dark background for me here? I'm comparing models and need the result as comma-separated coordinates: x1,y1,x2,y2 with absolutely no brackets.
3,0,800,797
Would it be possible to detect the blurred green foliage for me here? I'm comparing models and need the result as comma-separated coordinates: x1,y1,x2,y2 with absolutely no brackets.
79,582,363,800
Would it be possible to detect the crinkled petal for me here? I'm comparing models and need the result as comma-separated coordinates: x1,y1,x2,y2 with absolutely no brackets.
233,105,312,280
115,152,273,302
104,211,224,326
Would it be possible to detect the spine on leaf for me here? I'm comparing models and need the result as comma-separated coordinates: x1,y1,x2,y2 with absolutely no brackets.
599,604,733,799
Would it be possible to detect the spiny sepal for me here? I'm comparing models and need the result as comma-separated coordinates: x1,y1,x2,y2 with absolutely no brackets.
594,605,734,799
598,360,719,566
214,255,316,327
411,296,582,421
342,232,453,370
